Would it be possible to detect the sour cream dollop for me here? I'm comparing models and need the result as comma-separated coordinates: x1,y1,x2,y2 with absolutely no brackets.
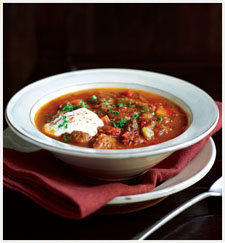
44,108,104,137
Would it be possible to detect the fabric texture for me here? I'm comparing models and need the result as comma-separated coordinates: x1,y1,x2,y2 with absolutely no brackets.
3,102,222,219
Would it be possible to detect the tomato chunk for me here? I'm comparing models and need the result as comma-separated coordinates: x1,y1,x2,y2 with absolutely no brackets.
124,89,134,98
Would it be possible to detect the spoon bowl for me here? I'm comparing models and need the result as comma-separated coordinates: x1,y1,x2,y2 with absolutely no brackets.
209,177,222,194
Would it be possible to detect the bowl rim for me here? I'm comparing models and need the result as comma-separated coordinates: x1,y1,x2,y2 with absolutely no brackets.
5,68,219,159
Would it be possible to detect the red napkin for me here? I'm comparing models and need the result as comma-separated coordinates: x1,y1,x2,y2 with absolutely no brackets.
3,102,222,219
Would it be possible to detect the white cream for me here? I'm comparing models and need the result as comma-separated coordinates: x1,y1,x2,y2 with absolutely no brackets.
44,108,104,137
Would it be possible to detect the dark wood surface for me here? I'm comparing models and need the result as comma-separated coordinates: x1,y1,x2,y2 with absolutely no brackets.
3,3,222,240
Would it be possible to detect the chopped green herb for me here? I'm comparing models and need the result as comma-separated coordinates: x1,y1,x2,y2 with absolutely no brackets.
97,110,102,114
113,118,127,127
128,103,135,108
118,103,127,107
92,110,96,113
104,99,109,104
79,99,89,109
141,110,146,113
113,110,120,115
63,136,72,141
62,104,76,112
155,116,163,121
110,118,115,121
112,104,117,109
132,113,140,120
88,95,97,103
58,115,70,128
57,110,61,114
44,113,52,117
107,108,112,113
151,112,155,116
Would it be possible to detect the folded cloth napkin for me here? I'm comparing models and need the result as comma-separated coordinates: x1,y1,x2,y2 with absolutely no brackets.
3,102,222,219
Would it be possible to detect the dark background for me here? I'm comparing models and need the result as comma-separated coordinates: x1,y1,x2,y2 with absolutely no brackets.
4,3,222,111
3,3,222,240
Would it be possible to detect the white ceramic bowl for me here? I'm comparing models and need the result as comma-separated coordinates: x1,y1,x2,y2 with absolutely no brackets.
5,68,219,180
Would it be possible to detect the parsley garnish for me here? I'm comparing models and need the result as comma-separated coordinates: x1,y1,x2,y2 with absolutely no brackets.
155,116,163,121
152,112,155,116
104,99,109,105
62,104,76,112
128,103,135,108
132,113,140,120
97,110,102,114
141,110,146,113
63,136,72,141
89,95,97,103
57,110,61,114
113,110,120,115
113,118,127,127
58,115,69,128
44,113,52,117
118,103,127,107
79,99,89,109
110,118,115,121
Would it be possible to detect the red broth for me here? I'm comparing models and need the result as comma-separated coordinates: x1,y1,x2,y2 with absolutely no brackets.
35,88,188,149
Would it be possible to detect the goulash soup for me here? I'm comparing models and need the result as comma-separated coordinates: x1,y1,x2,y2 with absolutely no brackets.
35,88,189,149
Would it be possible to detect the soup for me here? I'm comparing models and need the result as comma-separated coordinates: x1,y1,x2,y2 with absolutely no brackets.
35,88,188,149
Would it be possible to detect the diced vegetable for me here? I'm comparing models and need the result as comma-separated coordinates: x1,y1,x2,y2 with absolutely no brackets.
140,120,148,127
71,99,82,106
156,106,168,117
124,89,134,97
118,106,127,112
141,104,149,112
117,97,134,105
140,112,153,120
101,115,111,124
142,126,154,140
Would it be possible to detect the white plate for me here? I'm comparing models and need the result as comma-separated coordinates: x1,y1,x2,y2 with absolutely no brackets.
3,127,216,205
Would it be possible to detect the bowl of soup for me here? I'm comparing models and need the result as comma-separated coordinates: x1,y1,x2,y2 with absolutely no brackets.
5,68,219,180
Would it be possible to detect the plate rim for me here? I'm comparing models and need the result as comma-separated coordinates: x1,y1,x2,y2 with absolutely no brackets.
108,137,216,204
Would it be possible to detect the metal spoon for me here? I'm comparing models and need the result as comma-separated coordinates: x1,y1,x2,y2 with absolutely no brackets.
132,177,222,240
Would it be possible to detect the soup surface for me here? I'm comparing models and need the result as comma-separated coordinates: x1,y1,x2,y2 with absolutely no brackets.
35,88,188,149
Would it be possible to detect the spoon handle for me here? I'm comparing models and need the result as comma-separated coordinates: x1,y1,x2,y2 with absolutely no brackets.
132,191,221,240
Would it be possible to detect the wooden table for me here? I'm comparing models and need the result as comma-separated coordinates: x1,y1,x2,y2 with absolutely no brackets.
3,64,222,240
